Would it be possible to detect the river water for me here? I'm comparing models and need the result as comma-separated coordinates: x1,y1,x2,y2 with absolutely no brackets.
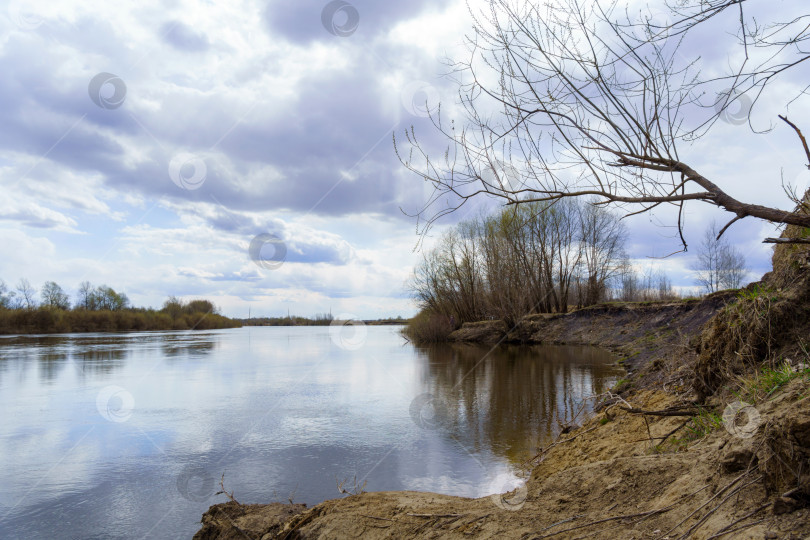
0,325,622,539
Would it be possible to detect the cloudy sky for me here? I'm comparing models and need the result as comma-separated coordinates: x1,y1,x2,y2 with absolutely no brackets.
1,0,807,318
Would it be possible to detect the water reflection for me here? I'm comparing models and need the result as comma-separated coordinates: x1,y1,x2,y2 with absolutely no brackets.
36,351,68,383
416,343,621,463
0,332,220,385
160,334,218,358
0,328,622,540
74,347,130,376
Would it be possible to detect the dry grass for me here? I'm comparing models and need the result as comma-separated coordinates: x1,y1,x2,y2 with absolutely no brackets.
401,309,454,344
694,253,810,401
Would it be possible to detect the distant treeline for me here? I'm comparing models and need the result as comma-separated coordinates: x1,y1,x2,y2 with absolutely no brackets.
239,313,408,326
0,279,240,334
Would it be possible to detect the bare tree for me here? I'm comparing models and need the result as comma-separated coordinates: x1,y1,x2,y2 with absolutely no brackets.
718,245,747,289
617,259,639,301
578,201,627,305
395,0,810,248
77,281,95,310
657,271,674,301
74,282,129,311
611,260,677,301
0,280,11,309
643,0,810,128
15,278,37,309
692,221,748,293
41,281,71,310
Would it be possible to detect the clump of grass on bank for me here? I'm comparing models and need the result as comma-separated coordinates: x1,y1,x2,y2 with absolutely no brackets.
684,407,724,440
732,348,810,404
401,309,454,344
663,407,724,451
612,378,633,392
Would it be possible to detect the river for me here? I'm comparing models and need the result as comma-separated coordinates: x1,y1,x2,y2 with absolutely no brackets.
0,325,622,539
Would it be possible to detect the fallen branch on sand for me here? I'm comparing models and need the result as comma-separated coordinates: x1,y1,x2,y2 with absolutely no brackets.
619,405,698,417
407,513,464,518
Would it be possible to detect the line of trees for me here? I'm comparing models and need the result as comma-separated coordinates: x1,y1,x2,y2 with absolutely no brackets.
408,199,633,327
239,314,409,326
241,312,337,326
405,200,752,342
0,280,239,334
0,279,131,312
618,266,678,303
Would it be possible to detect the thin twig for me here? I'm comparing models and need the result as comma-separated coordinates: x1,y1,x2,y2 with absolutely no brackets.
532,506,675,539
643,414,654,449
778,115,810,168
675,476,763,540
537,514,586,532
704,504,769,539
407,513,464,518
628,420,689,444
215,473,240,505
619,406,698,417
705,518,765,540
656,469,755,539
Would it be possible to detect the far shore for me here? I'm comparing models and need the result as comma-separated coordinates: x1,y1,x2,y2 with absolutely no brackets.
0,316,410,337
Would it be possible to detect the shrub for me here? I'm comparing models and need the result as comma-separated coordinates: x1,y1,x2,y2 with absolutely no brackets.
402,309,454,344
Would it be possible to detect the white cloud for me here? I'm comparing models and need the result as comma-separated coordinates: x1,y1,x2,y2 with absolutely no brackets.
0,0,804,318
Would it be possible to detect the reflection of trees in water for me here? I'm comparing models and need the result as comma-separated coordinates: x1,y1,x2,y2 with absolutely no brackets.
73,347,129,376
415,343,622,464
0,337,74,384
0,332,221,387
37,351,69,382
160,334,217,358
0,332,221,382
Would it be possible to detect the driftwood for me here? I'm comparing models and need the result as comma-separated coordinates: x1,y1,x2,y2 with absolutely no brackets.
619,406,698,417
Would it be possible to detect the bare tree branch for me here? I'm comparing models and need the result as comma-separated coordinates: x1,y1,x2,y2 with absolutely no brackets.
395,0,810,248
